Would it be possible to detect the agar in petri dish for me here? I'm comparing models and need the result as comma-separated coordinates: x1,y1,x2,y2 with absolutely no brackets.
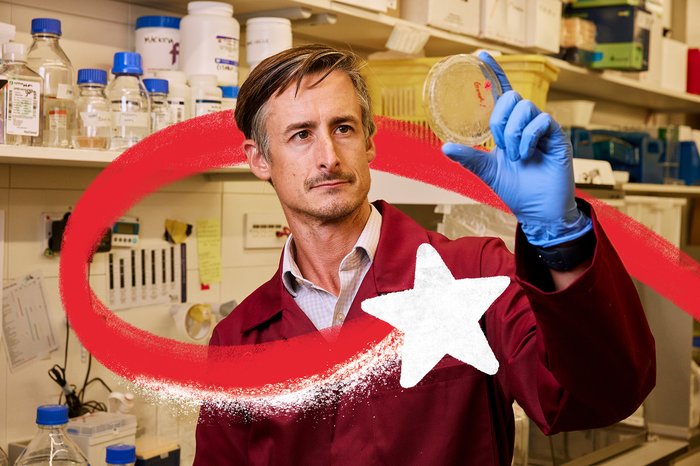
423,54,503,146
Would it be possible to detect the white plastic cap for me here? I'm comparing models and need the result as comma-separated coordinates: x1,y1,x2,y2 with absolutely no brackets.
154,70,188,85
187,1,233,16
188,74,218,87
2,42,26,62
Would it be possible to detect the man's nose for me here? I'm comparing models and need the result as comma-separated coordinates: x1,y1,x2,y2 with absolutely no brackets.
316,132,340,170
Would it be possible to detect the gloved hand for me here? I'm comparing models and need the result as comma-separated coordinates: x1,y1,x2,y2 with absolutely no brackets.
441,52,592,248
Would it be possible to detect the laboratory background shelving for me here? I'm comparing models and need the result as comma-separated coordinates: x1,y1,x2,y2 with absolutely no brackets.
0,0,693,170
120,0,700,112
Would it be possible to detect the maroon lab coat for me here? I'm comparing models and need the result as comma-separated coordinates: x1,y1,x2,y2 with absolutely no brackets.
194,200,655,465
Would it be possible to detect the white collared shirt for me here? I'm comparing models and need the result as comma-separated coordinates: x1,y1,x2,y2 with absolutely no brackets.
282,204,382,330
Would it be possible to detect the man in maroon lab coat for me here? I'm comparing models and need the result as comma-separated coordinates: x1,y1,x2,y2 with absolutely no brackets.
194,44,655,465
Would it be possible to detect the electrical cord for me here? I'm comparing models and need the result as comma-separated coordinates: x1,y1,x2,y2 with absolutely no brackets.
47,261,112,417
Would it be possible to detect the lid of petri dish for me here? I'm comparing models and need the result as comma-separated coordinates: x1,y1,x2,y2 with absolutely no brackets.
422,54,502,146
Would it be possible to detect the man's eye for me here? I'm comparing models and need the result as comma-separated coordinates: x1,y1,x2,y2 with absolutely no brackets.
336,125,352,134
295,130,310,140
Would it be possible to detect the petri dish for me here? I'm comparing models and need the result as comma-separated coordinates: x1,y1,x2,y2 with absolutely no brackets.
423,54,503,146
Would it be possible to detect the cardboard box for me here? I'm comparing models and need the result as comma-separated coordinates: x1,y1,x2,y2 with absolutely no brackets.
479,0,528,47
507,0,527,46
570,5,652,70
481,0,508,42
525,0,563,53
660,37,688,93
402,0,480,36
592,42,647,70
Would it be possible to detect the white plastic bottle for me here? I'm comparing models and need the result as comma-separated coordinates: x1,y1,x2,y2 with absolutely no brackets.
106,444,136,466
143,78,171,131
180,1,239,86
154,70,190,122
0,42,43,146
26,17,75,148
14,405,89,466
107,52,150,150
245,17,292,70
135,16,181,76
73,68,112,150
189,74,222,117
220,85,238,110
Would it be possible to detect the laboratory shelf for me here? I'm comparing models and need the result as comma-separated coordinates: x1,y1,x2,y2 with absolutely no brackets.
622,183,700,196
0,145,250,172
0,144,119,167
125,0,700,113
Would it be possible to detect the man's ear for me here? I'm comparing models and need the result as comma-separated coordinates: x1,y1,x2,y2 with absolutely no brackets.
243,139,271,181
366,136,376,164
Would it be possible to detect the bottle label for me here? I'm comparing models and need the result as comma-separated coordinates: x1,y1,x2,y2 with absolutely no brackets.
167,98,186,123
153,110,171,132
215,35,239,72
112,111,149,129
6,79,40,136
80,111,111,128
195,100,222,117
48,108,68,130
57,83,74,100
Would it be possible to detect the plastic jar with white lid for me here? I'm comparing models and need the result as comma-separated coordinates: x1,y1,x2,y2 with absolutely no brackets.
189,74,222,117
154,70,191,122
245,17,292,70
180,1,239,86
219,85,237,110
135,16,181,76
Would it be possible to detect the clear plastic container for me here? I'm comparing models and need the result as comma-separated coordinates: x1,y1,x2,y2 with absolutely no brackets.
26,18,75,148
14,405,89,466
73,68,111,150
107,52,150,150
106,444,136,466
0,42,43,146
180,1,240,86
154,70,190,122
188,74,222,117
422,54,502,146
143,78,171,131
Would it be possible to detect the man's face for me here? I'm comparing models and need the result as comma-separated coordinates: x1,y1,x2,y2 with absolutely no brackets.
245,70,375,223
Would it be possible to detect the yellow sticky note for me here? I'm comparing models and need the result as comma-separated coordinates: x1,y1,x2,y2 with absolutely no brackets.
196,219,221,285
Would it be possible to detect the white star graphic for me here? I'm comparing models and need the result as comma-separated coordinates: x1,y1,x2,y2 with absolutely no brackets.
361,243,510,388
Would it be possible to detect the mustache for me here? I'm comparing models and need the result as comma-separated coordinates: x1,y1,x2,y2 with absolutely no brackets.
305,172,356,190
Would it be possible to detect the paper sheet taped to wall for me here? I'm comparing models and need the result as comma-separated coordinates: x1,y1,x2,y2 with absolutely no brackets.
2,273,57,372
196,219,221,286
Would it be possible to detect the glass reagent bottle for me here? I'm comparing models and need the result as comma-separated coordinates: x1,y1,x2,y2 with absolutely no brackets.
14,404,89,465
73,68,112,150
107,52,150,150
26,17,75,148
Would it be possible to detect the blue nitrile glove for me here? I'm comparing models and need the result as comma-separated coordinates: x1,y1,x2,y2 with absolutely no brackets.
441,52,592,248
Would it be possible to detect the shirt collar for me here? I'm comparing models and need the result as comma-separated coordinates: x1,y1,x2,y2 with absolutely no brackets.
282,204,382,296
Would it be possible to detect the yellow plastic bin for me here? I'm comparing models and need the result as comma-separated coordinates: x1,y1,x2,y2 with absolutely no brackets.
364,55,559,147
363,58,442,143
495,55,560,109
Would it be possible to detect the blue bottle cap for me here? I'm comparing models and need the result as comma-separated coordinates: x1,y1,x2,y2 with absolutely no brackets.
77,69,108,85
135,16,181,30
220,86,239,99
36,405,69,426
143,78,169,94
112,52,143,76
31,18,62,36
106,444,136,464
